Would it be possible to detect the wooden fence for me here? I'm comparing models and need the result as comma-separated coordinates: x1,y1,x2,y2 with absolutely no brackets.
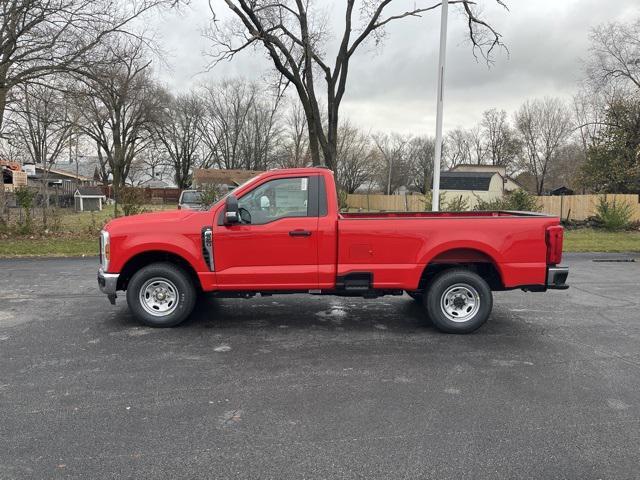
100,186,181,204
345,193,640,221
537,194,640,221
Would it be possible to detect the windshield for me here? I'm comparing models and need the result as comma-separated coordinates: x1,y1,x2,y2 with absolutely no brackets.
181,191,202,204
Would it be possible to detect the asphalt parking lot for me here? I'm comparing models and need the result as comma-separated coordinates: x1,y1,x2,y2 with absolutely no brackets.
1,254,639,479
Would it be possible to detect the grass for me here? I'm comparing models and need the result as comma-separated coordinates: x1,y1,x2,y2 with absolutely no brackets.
0,237,97,257
1,206,639,257
0,204,174,258
564,228,640,253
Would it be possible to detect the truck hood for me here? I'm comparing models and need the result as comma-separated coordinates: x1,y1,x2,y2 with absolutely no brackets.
105,209,207,234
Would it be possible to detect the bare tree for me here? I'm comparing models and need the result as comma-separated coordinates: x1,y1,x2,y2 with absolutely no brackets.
587,19,640,93
444,128,472,168
276,101,309,168
200,78,282,170
373,133,410,195
514,97,574,195
73,39,163,211
335,121,373,194
406,136,435,194
137,141,171,183
206,0,506,170
200,79,257,169
155,90,204,189
8,82,73,225
481,108,520,172
0,0,184,132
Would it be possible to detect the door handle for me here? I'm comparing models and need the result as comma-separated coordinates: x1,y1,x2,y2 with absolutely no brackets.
289,229,312,237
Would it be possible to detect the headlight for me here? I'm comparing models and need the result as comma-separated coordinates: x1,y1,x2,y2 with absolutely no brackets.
100,230,110,272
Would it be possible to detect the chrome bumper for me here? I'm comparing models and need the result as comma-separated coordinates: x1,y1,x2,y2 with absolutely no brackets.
547,266,569,290
98,269,119,303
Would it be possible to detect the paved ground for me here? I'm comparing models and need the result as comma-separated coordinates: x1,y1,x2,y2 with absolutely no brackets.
0,254,639,479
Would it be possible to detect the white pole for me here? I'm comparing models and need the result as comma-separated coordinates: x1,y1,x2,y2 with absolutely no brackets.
432,0,449,211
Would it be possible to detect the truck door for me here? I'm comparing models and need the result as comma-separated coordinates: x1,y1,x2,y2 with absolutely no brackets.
213,175,320,290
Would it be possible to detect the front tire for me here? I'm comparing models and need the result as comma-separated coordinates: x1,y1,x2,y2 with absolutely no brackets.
424,269,492,334
126,262,197,327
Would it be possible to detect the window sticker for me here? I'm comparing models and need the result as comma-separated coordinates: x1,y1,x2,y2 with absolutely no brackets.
301,178,308,191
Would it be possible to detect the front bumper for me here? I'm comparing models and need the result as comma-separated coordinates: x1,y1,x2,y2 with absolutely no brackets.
547,266,569,290
98,268,119,304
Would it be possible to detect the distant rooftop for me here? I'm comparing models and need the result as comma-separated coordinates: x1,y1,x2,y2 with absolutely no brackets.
193,168,263,186
440,171,496,191
54,159,99,181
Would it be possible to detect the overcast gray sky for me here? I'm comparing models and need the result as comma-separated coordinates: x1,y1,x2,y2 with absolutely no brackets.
152,0,640,135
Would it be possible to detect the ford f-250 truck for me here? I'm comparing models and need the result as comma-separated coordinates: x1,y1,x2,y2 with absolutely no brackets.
98,167,568,334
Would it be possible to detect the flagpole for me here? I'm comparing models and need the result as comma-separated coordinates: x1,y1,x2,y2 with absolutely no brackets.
432,0,449,211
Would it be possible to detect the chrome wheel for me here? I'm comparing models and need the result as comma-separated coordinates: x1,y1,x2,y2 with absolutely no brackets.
440,283,480,323
139,277,179,317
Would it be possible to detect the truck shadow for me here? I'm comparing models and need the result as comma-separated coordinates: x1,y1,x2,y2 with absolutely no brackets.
176,293,537,337
181,293,437,333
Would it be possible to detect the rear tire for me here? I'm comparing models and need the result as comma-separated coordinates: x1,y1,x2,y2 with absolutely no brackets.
424,269,492,334
126,262,197,327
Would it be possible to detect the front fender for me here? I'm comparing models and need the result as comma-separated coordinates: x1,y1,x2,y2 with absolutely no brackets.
110,234,205,274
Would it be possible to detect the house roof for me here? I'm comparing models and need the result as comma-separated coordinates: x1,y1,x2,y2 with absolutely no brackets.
52,160,99,181
550,186,574,195
75,186,104,197
193,168,263,186
37,165,95,182
440,172,496,191
140,178,173,188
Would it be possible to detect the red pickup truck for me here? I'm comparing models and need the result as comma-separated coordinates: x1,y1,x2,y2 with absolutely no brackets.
98,167,568,333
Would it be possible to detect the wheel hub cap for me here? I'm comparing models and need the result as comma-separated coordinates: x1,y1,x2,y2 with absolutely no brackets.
441,284,481,323
139,278,179,317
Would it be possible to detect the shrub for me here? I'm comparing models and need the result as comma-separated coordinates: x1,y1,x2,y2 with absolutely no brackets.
474,189,540,212
422,191,446,211
337,189,349,211
48,208,63,233
120,188,147,217
473,196,508,211
443,195,470,212
504,189,541,212
14,186,37,234
594,196,633,231
200,184,226,208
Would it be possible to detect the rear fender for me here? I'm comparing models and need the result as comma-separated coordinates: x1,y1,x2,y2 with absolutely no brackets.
415,242,505,288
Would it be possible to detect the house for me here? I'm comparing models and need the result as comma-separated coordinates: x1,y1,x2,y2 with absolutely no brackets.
449,164,522,192
74,186,106,212
434,165,525,209
192,168,263,191
53,157,102,183
139,178,172,189
32,165,97,196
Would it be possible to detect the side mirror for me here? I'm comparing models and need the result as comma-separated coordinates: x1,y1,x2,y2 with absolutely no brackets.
224,195,240,225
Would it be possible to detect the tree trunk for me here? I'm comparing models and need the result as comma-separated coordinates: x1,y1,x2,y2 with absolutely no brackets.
305,109,322,166
0,86,7,132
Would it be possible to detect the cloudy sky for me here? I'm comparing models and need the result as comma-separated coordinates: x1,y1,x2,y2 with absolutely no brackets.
152,0,640,135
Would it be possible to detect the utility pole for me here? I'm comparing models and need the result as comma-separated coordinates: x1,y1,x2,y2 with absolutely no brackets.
431,0,449,211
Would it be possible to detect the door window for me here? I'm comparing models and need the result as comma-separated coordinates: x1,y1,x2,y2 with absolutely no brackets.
237,177,310,225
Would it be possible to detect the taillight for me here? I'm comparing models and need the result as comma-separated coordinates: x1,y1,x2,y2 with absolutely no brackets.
546,226,564,265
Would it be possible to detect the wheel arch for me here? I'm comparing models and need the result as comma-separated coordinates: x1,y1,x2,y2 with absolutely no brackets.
117,251,201,292
417,247,505,291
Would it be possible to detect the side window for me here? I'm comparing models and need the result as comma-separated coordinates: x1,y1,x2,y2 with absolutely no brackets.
237,177,310,225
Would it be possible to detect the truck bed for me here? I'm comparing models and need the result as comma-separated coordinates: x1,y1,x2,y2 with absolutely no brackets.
335,211,560,291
